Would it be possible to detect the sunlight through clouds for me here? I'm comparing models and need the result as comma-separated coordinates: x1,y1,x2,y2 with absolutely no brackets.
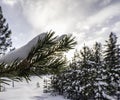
2,0,18,6
0,0,120,50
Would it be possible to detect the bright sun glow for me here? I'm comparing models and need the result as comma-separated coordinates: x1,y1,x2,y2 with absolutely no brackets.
44,22,68,35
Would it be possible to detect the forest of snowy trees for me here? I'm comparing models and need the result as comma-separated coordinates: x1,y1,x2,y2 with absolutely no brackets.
50,33,120,100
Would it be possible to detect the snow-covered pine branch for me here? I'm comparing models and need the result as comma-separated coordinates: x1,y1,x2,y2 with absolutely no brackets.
0,31,76,85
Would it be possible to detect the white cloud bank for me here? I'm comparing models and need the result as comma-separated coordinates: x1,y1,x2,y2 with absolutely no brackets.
2,0,18,6
1,0,120,50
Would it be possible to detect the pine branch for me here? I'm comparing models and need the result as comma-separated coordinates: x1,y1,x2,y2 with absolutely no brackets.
0,31,76,85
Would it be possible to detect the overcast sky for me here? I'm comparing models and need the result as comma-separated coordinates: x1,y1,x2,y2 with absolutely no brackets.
0,0,120,51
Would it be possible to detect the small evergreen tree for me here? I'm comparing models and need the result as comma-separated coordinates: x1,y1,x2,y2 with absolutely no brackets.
103,32,120,99
0,6,12,55
92,42,106,99
0,6,12,92
78,45,95,99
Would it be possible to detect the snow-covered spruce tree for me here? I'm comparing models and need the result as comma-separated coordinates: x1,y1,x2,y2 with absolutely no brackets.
103,32,120,99
0,6,12,91
50,69,81,99
51,49,76,99
0,31,76,87
65,48,93,100
92,42,107,99
64,70,83,100
77,45,97,99
0,6,12,55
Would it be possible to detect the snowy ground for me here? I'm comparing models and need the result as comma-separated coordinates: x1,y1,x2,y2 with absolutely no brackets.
0,76,67,100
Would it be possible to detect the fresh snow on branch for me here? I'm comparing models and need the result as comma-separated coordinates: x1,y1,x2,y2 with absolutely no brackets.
0,33,68,64
0,33,47,63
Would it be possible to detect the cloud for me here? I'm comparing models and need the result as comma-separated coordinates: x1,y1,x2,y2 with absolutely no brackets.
112,22,120,33
2,0,18,6
76,3,120,32
99,0,112,6
1,0,120,51
17,0,120,50
19,0,120,32
19,0,100,33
